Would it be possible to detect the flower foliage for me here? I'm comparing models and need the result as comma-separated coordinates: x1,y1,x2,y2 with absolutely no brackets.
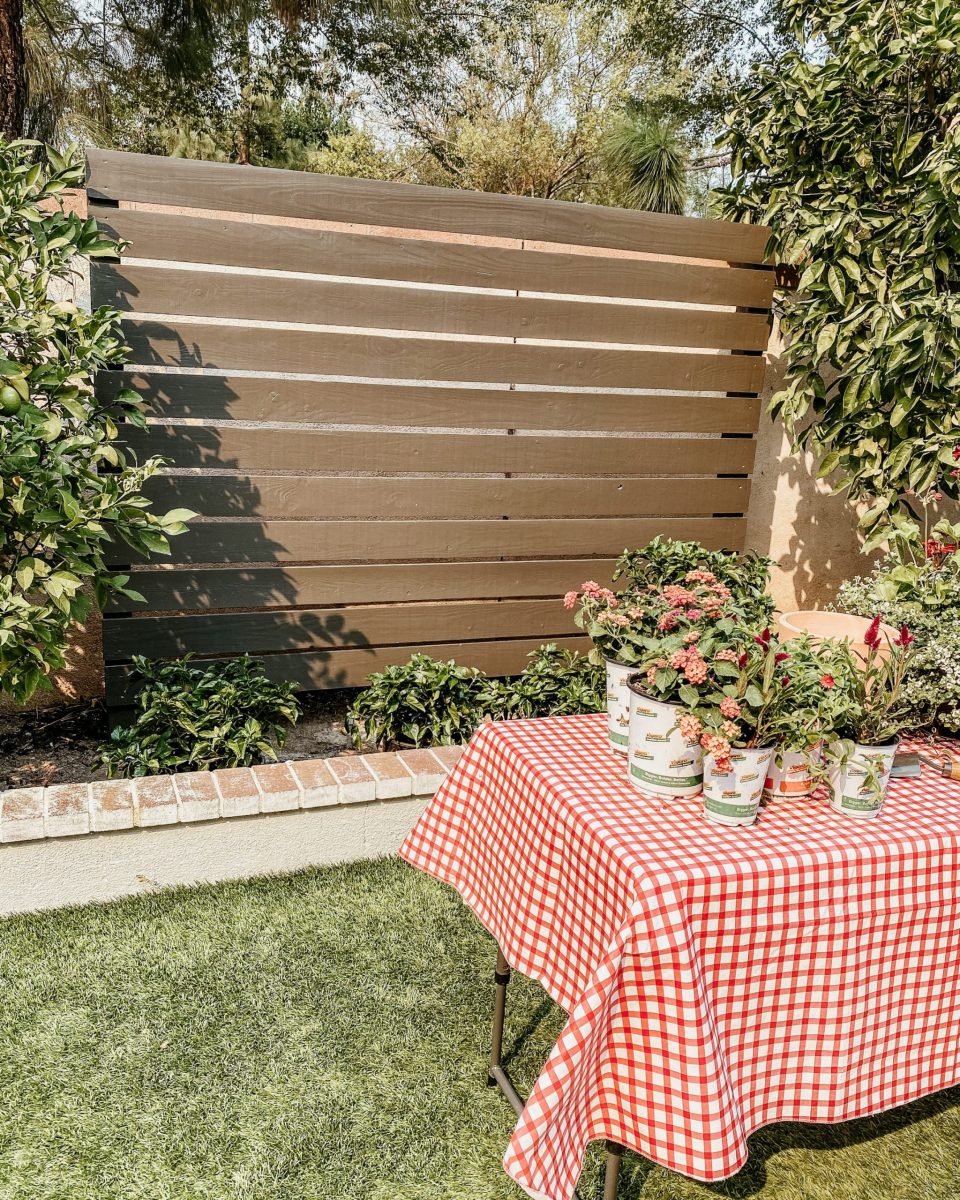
716,0,960,543
814,620,918,747
99,656,301,778
0,139,192,702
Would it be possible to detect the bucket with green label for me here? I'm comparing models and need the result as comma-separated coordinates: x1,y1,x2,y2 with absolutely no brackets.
828,741,897,819
703,746,773,826
604,658,632,755
626,678,703,798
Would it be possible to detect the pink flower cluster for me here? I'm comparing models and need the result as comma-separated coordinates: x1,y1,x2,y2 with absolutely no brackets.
564,580,619,610
669,646,707,683
701,731,733,773
677,712,702,740
719,696,741,719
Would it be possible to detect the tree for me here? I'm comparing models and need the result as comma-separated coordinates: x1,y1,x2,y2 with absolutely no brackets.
716,0,960,548
0,0,27,139
0,141,191,701
604,108,689,213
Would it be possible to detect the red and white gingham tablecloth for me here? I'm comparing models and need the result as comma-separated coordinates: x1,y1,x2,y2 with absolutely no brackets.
400,714,960,1200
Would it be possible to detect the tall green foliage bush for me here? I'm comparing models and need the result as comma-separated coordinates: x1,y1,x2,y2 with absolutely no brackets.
0,140,190,701
717,0,960,547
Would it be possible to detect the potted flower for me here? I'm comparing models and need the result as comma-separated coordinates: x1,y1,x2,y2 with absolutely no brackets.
668,627,794,825
762,635,828,801
816,616,917,818
564,581,652,754
626,571,740,797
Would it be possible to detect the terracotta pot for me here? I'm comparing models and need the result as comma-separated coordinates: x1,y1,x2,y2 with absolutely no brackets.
604,658,632,755
626,679,703,798
703,746,774,826
828,740,898,819
763,747,821,799
777,610,899,662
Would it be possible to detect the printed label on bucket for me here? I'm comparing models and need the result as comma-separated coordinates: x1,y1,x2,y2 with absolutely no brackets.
631,763,703,789
840,792,883,812
610,729,628,746
705,797,759,818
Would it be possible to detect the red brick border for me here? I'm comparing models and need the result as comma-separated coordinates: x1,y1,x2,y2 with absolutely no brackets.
0,747,463,845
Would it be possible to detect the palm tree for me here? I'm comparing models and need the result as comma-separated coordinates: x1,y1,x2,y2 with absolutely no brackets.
604,108,690,215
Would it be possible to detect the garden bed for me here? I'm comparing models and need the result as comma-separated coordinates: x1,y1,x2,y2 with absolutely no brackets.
0,689,362,791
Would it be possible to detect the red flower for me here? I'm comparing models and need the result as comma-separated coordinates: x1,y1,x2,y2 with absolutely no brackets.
820,674,835,689
737,652,749,669
894,624,914,648
864,615,882,651
953,446,960,461
754,627,771,648
781,674,791,686
775,651,790,664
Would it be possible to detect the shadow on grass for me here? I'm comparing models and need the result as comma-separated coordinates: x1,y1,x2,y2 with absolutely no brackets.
610,1085,960,1199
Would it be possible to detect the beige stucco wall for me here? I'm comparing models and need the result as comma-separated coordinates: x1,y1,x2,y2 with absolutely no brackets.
745,322,868,612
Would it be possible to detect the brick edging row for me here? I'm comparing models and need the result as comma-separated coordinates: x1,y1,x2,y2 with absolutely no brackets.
0,746,463,845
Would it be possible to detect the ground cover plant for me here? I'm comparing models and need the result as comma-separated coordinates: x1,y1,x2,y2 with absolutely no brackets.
0,139,190,702
1,859,959,1200
99,655,300,777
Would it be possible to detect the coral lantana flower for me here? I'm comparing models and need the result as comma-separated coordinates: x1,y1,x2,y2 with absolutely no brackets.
820,673,835,689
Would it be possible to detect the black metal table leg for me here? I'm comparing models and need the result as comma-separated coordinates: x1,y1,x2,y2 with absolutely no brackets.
487,943,623,1197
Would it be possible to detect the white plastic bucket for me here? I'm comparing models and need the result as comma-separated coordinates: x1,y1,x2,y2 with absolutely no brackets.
605,658,632,755
626,681,703,798
703,746,774,826
828,741,898,818
763,748,820,799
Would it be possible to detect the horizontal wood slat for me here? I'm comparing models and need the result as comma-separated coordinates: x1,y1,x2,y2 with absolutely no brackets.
87,149,771,263
104,599,575,660
104,636,590,705
108,516,747,565
143,475,750,519
97,373,763,434
105,559,618,613
93,206,777,309
95,264,770,351
122,426,756,475
121,320,766,392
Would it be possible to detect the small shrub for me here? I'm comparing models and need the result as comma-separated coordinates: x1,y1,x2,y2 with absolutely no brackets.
613,537,774,626
99,655,300,778
490,644,605,720
835,522,960,734
346,654,491,750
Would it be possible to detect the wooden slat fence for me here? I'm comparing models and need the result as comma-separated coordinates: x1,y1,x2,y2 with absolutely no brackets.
86,149,773,706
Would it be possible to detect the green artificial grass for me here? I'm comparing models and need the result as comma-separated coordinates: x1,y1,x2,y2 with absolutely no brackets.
0,858,957,1200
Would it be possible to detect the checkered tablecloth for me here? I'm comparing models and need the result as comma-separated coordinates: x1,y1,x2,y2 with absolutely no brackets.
399,714,960,1200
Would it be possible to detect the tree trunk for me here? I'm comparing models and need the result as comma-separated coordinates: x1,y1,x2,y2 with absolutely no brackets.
0,0,26,140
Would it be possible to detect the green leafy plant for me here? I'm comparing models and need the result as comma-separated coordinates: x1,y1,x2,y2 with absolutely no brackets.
489,644,604,720
346,654,492,750
835,515,960,733
99,655,300,778
0,139,191,702
612,538,773,626
815,617,918,748
716,0,960,544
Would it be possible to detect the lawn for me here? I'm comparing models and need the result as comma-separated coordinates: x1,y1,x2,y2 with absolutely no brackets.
0,859,957,1200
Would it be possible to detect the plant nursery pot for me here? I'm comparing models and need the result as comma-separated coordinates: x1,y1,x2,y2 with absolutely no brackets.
626,679,703,798
763,747,821,800
703,746,774,826
777,611,900,663
604,658,632,755
828,740,898,819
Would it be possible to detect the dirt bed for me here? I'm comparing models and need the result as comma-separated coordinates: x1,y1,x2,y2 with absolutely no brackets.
0,690,361,791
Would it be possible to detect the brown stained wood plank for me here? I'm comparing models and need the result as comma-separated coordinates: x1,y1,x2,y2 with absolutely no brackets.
86,149,771,262
107,516,747,565
94,263,771,351
143,474,751,519
121,425,757,475
103,598,576,660
120,320,767,393
92,206,776,309
104,635,591,703
105,559,618,613
97,373,763,434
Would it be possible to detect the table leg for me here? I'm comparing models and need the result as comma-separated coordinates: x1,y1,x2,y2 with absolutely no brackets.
603,1142,623,1200
487,943,623,1198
